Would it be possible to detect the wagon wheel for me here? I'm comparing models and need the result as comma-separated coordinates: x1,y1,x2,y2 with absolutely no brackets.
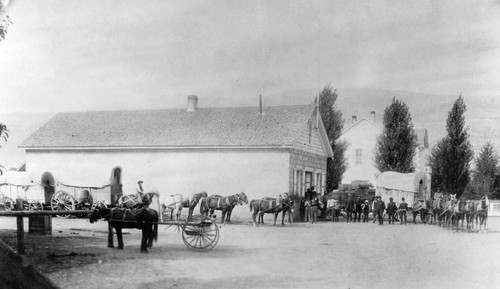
29,201,43,211
0,197,14,211
181,215,220,251
51,190,76,218
0,201,13,211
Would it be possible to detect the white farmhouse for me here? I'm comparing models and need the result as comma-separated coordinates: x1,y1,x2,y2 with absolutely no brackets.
341,112,430,187
340,113,382,186
19,96,333,218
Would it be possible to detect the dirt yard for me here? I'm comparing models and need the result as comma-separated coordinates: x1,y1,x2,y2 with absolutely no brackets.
1,214,500,289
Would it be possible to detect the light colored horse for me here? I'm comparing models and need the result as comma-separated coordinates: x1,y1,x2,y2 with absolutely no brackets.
159,194,183,221
440,194,457,228
474,199,488,232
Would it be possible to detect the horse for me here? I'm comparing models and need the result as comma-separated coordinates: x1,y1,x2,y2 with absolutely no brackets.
464,200,477,230
475,199,489,232
440,194,457,229
159,194,183,221
249,194,294,226
89,206,158,253
411,200,429,224
450,199,467,232
178,191,208,220
200,192,248,223
429,197,443,225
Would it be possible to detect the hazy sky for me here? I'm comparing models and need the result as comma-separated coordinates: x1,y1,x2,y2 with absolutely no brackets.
1,0,500,113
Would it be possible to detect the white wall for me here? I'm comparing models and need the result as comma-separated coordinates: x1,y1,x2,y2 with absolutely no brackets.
25,149,291,218
341,120,382,185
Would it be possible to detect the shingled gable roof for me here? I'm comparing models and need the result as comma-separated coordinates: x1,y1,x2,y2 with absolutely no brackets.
341,117,382,135
20,104,321,149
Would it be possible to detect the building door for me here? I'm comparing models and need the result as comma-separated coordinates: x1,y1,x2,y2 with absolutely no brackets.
305,172,312,191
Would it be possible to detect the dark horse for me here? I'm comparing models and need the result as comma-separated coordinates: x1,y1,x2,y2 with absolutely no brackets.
200,192,248,223
249,194,294,226
89,206,158,253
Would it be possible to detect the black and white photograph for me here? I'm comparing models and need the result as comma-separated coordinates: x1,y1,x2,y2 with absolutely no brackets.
1,1,500,288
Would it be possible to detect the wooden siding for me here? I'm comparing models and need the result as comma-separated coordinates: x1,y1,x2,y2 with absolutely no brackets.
293,118,327,157
289,149,327,194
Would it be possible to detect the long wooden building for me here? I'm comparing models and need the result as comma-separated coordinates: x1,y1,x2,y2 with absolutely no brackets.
20,96,333,218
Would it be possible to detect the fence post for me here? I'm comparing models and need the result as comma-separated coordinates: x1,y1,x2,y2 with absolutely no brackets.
16,215,25,254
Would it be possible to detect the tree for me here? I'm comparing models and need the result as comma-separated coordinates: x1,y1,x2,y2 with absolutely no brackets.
0,122,7,148
0,15,11,41
428,95,474,197
318,85,348,192
470,142,499,198
0,0,13,42
428,138,448,193
374,97,418,173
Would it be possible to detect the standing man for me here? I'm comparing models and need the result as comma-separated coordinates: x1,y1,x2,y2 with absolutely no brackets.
136,180,145,204
399,197,408,225
304,188,312,222
386,197,398,224
362,200,370,222
354,195,363,222
372,197,380,223
377,196,386,225
345,194,355,223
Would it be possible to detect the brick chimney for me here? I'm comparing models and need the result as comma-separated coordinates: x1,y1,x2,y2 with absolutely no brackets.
370,111,376,123
186,95,198,112
352,115,357,123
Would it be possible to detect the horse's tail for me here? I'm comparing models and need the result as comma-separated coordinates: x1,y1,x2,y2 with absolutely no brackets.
249,200,255,212
153,222,158,242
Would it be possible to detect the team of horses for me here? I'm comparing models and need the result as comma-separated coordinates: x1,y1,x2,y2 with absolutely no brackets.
394,193,489,232
249,193,295,226
89,190,251,252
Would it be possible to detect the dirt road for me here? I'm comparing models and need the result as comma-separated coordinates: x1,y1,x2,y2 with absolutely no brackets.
1,215,499,289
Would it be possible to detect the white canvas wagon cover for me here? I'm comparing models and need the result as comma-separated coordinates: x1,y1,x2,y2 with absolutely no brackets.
376,171,428,193
375,171,429,206
0,171,39,187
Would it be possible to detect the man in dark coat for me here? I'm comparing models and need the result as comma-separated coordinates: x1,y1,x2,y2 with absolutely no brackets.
372,197,380,223
362,200,370,222
398,197,408,225
345,194,355,223
354,195,363,222
386,197,398,224
377,196,386,225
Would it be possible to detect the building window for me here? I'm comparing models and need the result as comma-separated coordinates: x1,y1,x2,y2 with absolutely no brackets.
305,172,312,190
355,149,362,165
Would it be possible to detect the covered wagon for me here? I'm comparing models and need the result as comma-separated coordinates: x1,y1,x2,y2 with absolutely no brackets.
0,170,42,211
375,171,430,208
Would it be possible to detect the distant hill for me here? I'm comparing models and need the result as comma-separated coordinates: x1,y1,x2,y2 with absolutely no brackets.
266,88,500,153
1,88,499,169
